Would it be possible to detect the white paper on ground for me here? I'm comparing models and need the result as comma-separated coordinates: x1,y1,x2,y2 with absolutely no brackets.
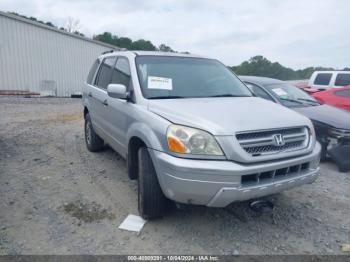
148,76,173,90
118,214,147,232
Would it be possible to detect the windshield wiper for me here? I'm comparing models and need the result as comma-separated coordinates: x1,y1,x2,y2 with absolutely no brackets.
208,94,251,97
297,98,320,105
280,97,304,105
148,96,185,99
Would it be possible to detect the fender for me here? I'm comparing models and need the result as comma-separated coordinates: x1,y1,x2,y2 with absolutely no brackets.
126,121,166,152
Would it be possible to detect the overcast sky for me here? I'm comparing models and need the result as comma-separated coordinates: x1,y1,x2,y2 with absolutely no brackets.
1,0,349,69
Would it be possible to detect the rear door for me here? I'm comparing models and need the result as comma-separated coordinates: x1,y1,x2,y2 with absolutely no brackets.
84,59,100,122
90,56,117,136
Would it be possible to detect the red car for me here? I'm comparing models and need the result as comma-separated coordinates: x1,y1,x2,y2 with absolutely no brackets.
312,86,350,111
292,81,320,95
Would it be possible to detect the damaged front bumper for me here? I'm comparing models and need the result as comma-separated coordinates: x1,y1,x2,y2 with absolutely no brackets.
326,127,350,151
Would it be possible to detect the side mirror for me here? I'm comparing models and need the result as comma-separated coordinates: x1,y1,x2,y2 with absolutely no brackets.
107,84,129,99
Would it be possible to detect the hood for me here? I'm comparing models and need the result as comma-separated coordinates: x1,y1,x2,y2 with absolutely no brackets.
294,104,350,130
148,97,312,135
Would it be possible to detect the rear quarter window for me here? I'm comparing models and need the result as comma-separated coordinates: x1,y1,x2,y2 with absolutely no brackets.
314,73,332,85
335,73,350,86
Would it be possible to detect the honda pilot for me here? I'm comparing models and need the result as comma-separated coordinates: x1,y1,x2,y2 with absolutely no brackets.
83,51,321,219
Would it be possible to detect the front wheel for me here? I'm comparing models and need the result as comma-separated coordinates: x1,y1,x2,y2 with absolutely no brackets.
137,147,169,219
84,113,104,152
320,141,328,162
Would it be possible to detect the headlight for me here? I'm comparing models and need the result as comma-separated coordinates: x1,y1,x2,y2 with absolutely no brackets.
309,125,316,138
167,124,224,156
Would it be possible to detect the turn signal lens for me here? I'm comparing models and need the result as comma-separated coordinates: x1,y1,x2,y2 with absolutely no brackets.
167,136,186,153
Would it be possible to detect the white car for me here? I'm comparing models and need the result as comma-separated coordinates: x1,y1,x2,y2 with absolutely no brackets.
308,71,350,90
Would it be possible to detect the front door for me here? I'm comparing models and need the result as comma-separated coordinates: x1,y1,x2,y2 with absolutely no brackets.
104,57,133,157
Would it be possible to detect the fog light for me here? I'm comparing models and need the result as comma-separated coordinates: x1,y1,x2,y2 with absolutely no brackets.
310,154,321,170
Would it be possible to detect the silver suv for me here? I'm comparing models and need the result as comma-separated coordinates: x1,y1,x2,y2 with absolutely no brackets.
83,51,321,219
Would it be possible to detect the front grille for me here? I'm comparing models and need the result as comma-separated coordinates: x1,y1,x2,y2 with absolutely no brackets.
329,128,350,140
241,162,310,186
236,127,309,156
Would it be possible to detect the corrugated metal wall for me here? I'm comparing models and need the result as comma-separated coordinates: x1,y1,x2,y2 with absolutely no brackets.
0,13,116,97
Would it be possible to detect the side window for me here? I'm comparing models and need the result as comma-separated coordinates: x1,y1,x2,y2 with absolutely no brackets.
111,57,131,88
95,57,116,89
87,59,100,84
314,73,332,86
335,89,350,98
335,73,350,86
245,83,274,101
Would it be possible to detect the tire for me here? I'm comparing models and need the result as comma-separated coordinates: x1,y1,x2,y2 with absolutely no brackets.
320,142,328,162
137,147,168,219
84,113,104,152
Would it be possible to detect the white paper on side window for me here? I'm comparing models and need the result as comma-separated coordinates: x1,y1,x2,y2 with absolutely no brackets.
272,88,288,97
148,76,173,90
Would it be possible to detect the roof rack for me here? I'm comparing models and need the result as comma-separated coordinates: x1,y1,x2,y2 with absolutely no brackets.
101,48,128,55
102,50,115,55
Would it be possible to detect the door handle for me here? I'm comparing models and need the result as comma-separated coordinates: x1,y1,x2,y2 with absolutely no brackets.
102,99,108,106
88,92,92,97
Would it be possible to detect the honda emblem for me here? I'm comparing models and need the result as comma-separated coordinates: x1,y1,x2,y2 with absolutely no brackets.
273,134,285,146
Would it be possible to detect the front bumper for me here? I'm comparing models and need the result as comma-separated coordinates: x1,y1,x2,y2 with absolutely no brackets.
327,128,350,150
149,142,321,207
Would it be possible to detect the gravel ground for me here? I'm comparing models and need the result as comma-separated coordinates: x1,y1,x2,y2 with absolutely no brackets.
0,97,349,255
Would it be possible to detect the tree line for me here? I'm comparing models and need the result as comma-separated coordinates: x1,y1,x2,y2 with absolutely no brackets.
8,12,349,80
230,55,350,80
93,32,174,52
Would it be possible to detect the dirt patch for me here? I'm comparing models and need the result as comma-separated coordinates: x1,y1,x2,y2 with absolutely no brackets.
45,113,82,124
62,200,116,223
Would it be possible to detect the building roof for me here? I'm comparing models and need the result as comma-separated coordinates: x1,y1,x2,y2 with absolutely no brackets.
0,10,119,50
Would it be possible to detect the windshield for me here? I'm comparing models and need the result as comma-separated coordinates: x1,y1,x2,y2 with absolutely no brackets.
264,83,319,107
135,56,252,99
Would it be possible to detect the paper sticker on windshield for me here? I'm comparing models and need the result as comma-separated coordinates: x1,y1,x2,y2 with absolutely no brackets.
148,76,173,90
272,88,288,97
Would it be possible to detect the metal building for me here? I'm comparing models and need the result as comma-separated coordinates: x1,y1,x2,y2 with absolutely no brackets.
0,11,118,97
